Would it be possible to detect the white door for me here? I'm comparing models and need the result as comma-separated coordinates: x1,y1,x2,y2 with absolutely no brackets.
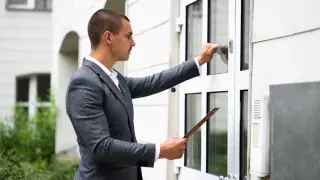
177,0,250,179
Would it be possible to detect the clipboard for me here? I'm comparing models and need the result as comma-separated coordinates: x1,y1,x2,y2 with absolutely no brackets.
184,107,219,138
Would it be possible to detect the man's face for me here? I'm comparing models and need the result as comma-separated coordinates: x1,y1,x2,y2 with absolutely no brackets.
109,19,135,61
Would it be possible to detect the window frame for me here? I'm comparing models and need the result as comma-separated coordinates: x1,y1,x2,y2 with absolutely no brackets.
15,73,51,118
177,0,250,179
6,0,52,11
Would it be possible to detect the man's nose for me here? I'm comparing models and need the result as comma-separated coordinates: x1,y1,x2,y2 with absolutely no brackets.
131,39,136,46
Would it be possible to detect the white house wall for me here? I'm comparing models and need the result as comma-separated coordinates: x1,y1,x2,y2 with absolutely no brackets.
0,0,52,117
251,0,320,179
52,0,108,154
127,0,172,180
251,0,320,102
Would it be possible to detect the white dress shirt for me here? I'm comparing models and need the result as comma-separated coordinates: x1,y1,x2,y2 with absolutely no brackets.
85,55,201,163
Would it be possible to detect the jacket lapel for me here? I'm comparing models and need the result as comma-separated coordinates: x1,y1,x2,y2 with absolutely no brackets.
82,59,137,142
117,74,137,142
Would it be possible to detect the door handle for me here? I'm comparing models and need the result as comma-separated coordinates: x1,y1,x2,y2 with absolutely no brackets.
228,39,233,53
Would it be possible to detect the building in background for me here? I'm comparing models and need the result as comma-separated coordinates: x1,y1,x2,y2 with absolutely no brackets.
51,0,320,180
0,0,52,119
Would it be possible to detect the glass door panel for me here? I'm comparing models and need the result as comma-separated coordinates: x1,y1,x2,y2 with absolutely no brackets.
177,0,236,179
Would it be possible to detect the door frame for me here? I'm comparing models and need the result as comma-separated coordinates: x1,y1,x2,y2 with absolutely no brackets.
176,0,249,179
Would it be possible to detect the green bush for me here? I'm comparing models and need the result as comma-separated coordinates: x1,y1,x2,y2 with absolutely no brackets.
0,91,79,179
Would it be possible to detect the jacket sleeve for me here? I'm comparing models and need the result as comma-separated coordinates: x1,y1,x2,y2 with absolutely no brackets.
123,59,200,99
66,76,156,167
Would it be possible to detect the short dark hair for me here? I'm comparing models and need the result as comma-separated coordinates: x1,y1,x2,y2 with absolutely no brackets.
87,8,130,49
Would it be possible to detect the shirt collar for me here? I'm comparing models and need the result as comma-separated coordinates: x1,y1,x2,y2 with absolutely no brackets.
85,56,117,77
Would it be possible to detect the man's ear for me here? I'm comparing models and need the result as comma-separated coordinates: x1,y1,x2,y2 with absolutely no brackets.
103,31,112,45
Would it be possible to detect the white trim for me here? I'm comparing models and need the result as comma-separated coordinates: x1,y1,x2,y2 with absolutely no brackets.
27,0,35,9
183,0,200,6
29,75,37,118
16,102,28,107
179,166,221,180
200,0,208,165
180,74,231,96
7,4,29,9
234,0,250,178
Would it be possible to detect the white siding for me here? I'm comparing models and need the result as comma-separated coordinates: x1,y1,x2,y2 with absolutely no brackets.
251,0,320,179
253,0,320,43
127,0,171,179
0,0,52,117
251,0,320,102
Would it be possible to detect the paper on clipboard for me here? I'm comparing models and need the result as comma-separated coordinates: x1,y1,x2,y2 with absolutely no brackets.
184,107,219,139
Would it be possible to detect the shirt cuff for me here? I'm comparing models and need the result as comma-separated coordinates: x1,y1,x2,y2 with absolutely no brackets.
154,143,160,162
194,57,201,74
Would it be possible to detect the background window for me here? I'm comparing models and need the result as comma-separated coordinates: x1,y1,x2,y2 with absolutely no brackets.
186,0,202,62
240,90,248,180
16,76,30,116
7,0,52,10
185,93,202,170
15,74,51,117
16,76,29,103
207,92,228,176
35,0,52,10
37,74,51,102
207,0,229,75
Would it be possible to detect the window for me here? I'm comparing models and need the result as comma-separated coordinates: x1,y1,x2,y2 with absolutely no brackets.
7,0,52,11
185,93,202,170
207,92,228,176
240,0,250,70
240,90,248,180
37,74,51,102
184,0,203,171
16,76,30,116
207,0,229,75
15,74,51,117
186,0,203,62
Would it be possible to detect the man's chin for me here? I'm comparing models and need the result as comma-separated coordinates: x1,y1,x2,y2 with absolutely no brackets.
119,57,130,61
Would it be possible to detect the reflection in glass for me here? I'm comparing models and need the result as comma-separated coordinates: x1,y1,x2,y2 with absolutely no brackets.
208,0,229,75
16,77,29,102
241,0,250,70
35,0,52,10
207,92,228,176
240,90,248,179
8,0,28,5
186,0,202,61
185,93,202,170
37,74,51,102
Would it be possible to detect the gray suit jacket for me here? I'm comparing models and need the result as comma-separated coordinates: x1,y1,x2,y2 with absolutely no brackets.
65,58,200,180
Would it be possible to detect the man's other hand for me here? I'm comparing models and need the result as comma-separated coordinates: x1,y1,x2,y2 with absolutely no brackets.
196,43,219,65
159,137,188,160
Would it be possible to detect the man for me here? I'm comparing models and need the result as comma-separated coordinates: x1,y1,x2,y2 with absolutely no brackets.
66,8,219,180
